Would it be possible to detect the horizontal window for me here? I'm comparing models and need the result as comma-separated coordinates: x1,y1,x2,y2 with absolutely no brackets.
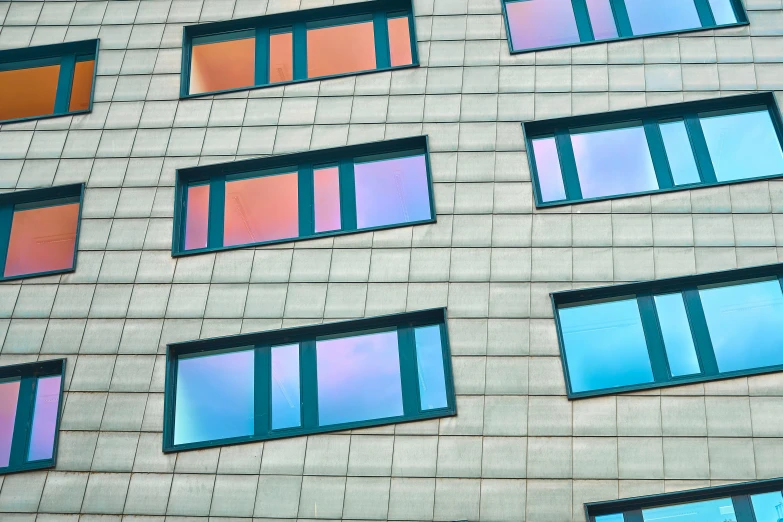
173,136,435,255
525,92,783,207
553,262,783,398
182,0,417,97
0,184,84,282
0,40,98,124
503,0,747,53
0,360,65,475
164,308,455,452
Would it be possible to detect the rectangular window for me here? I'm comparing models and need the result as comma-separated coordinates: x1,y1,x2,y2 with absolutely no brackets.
0,39,98,124
189,35,255,95
0,360,65,475
164,308,455,452
525,93,783,207
173,136,435,256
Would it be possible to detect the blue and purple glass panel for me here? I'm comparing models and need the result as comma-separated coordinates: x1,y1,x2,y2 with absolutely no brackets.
654,293,701,377
414,325,448,411
0,380,20,468
175,349,254,445
531,137,567,203
625,0,701,35
750,491,783,522
316,330,404,426
354,154,432,230
271,344,301,431
642,498,736,522
27,376,62,461
505,0,581,52
314,166,342,233
708,0,738,25
659,120,701,186
585,0,618,40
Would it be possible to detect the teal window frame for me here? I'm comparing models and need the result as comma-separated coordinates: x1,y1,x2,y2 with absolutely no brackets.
172,136,436,256
0,39,99,125
180,0,418,98
163,308,456,453
0,359,66,476
553,262,783,399
501,0,748,54
525,92,783,208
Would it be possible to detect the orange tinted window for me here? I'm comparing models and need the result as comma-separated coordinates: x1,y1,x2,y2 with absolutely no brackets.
190,37,255,95
4,203,79,278
224,173,299,247
388,17,413,67
314,167,341,233
185,185,210,250
69,59,95,112
307,21,376,78
269,32,293,83
0,64,60,121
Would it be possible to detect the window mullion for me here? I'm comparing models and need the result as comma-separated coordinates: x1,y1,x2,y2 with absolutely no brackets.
571,0,596,42
554,130,583,201
255,27,270,86
683,114,718,184
682,288,719,376
338,159,357,231
293,22,307,81
625,510,644,522
693,0,717,27
208,175,226,249
644,120,675,190
9,376,35,467
637,294,672,384
254,346,271,438
396,326,420,417
607,0,633,37
0,202,13,277
299,340,319,430
373,11,391,69
731,495,756,522
298,165,315,238
53,54,76,114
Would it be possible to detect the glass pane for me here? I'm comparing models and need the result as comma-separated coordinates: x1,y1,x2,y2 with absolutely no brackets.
69,59,95,112
27,376,62,462
314,167,341,233
190,37,255,95
174,349,254,445
708,0,738,25
414,325,448,411
354,154,431,230
559,299,654,393
660,120,701,185
316,330,404,426
388,17,413,67
642,498,736,522
0,64,60,121
654,293,701,377
505,0,581,51
185,184,209,251
750,491,783,522
271,344,301,430
269,32,293,84
531,137,567,202
700,109,783,182
571,125,659,199
699,279,783,373
5,202,79,278
307,21,377,78
0,380,20,468
224,172,299,247
625,0,701,35
585,0,619,40
596,515,624,522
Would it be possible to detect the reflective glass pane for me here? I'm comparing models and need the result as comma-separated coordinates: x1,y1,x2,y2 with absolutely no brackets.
314,167,341,233
654,293,701,377
5,202,79,278
532,137,567,202
571,126,659,199
708,0,738,25
699,279,783,373
185,184,209,251
596,515,624,522
316,331,404,426
354,154,431,229
270,32,293,84
388,17,413,67
190,37,255,95
69,60,95,112
585,0,619,40
660,120,701,185
307,21,376,78
224,173,299,247
27,376,61,461
271,344,301,430
750,491,783,522
505,0,580,51
625,0,701,35
559,299,654,393
700,109,783,182
0,380,20,468
642,498,736,522
174,349,254,445
0,64,59,121
415,325,448,411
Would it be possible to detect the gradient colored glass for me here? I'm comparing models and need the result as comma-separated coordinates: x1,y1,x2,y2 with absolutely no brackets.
505,0,581,51
595,515,624,522
414,325,448,411
271,344,301,430
571,125,659,199
224,173,299,247
708,0,738,24
700,110,783,182
269,32,293,84
625,0,701,35
750,492,783,522
0,380,20,468
654,293,701,377
27,376,61,462
185,184,209,250
559,299,654,393
307,21,377,79
69,59,95,112
354,154,431,230
0,64,60,121
642,498,736,522
190,37,255,95
532,137,567,202
316,331,404,426
174,349,254,445
660,120,701,185
585,0,619,40
314,167,342,233
388,17,413,67
699,280,783,373
4,202,79,278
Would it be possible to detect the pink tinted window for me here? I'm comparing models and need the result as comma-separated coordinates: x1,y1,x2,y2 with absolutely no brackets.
27,376,61,461
506,0,581,51
185,184,210,251
270,32,294,83
388,17,413,67
0,380,20,468
314,167,341,233
224,173,299,247
585,0,619,40
307,21,377,78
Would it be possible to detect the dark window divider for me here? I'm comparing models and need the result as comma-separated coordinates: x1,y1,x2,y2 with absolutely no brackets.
643,120,675,190
571,0,595,42
681,287,719,376
8,377,35,469
607,0,633,38
636,294,671,383
694,0,718,27
683,113,718,184
554,130,583,201
53,53,76,114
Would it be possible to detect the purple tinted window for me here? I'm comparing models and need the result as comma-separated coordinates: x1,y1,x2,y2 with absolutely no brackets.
27,376,61,462
414,325,448,411
505,0,581,52
354,154,431,230
0,380,20,468
271,344,301,430
531,137,567,202
625,0,701,35
316,330,404,426
314,166,341,233
585,0,618,40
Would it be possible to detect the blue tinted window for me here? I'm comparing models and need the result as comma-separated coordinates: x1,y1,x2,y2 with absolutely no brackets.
532,137,566,202
414,325,448,411
585,0,618,40
708,0,738,24
271,344,301,431
660,120,701,185
642,498,736,522
505,0,581,52
625,0,701,34
654,293,700,377
750,491,783,522
596,515,624,522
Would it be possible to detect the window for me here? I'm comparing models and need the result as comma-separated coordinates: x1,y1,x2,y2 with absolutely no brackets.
525,93,783,207
553,263,783,398
163,308,455,451
0,360,65,475
182,0,417,97
0,184,84,282
0,39,98,124
173,136,435,256
502,0,747,53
